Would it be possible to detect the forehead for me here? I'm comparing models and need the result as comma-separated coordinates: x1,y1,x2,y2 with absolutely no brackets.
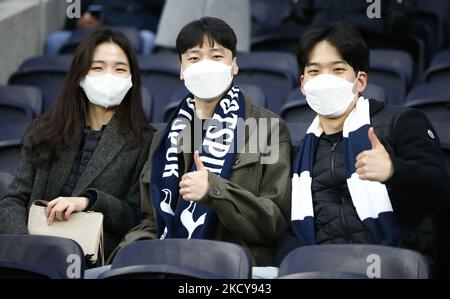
307,40,344,64
183,36,230,55
92,42,129,63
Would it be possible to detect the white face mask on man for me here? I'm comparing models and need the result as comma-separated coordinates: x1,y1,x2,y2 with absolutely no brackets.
182,59,233,101
304,73,359,118
80,73,133,109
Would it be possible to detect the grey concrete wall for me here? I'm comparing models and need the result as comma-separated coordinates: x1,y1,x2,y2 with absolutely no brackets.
0,0,67,84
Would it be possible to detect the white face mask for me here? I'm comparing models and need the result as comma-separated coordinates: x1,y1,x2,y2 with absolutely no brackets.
182,59,233,101
80,73,133,109
304,74,359,118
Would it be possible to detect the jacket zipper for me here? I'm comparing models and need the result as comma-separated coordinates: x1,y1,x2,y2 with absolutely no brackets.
330,137,352,244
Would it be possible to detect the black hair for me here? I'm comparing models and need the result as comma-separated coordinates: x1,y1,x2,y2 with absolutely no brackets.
297,22,370,75
175,17,237,59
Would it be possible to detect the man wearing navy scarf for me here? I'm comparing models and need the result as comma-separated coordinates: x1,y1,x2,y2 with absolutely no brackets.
112,17,292,274
276,22,450,272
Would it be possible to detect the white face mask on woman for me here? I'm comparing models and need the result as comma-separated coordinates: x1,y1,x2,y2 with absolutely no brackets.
182,60,233,101
80,73,133,108
304,73,359,118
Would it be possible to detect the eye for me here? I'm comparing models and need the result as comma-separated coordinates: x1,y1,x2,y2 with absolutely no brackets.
188,57,199,62
308,70,319,75
116,68,126,72
334,68,346,72
212,55,223,60
91,66,103,71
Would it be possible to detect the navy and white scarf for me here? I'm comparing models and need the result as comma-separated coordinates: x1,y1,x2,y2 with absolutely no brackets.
291,97,401,245
151,85,245,239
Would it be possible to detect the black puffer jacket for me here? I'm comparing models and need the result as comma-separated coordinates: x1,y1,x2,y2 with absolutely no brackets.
276,99,450,265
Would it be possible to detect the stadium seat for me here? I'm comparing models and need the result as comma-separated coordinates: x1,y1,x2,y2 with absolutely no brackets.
0,100,33,126
369,50,413,105
235,51,298,114
0,171,13,198
0,138,22,175
8,56,72,112
140,86,153,122
163,84,266,122
138,53,183,122
0,235,85,279
0,85,43,118
424,50,450,83
404,82,450,123
277,244,431,279
99,239,252,279
59,27,141,55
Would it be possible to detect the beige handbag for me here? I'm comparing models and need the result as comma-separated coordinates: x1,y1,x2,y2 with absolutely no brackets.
27,200,104,265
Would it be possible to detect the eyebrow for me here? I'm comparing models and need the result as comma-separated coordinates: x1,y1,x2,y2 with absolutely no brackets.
92,60,129,67
306,60,348,67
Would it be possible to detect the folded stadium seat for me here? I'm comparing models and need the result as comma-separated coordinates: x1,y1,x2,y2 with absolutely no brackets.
277,244,431,279
0,139,22,175
150,122,167,131
140,86,153,122
250,28,304,54
0,100,33,127
0,235,85,279
404,82,450,123
59,27,142,55
235,51,298,114
8,56,73,112
0,172,13,198
369,49,413,105
424,50,450,83
414,0,448,59
286,122,310,148
138,53,183,122
163,84,266,122
99,239,252,279
0,85,43,118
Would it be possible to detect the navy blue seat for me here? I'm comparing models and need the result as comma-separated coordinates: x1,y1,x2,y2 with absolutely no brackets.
277,244,431,279
0,234,85,279
424,50,450,83
0,85,43,118
163,83,266,122
0,172,13,198
369,50,413,105
59,27,142,55
138,53,183,122
99,239,252,279
235,52,298,114
0,139,22,175
8,56,73,112
140,86,153,122
404,82,450,123
286,122,310,148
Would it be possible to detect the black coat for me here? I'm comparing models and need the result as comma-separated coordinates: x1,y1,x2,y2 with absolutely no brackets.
277,99,450,266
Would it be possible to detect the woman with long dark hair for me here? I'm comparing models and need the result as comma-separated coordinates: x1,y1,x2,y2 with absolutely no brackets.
0,28,153,261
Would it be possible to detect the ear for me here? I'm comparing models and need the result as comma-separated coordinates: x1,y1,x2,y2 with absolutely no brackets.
179,64,184,80
232,57,239,76
355,71,368,94
300,74,306,96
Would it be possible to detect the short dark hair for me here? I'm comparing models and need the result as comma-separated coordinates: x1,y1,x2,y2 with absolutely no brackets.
297,22,369,75
176,17,237,59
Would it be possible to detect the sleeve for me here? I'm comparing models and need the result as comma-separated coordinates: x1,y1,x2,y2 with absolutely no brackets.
200,122,292,246
385,108,450,214
82,135,152,237
0,135,36,234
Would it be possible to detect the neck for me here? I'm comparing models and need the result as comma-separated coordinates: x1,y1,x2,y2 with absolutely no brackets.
319,96,359,135
87,104,115,131
194,98,220,119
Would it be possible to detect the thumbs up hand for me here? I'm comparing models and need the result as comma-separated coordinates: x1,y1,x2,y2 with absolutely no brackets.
355,128,394,183
179,151,210,201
